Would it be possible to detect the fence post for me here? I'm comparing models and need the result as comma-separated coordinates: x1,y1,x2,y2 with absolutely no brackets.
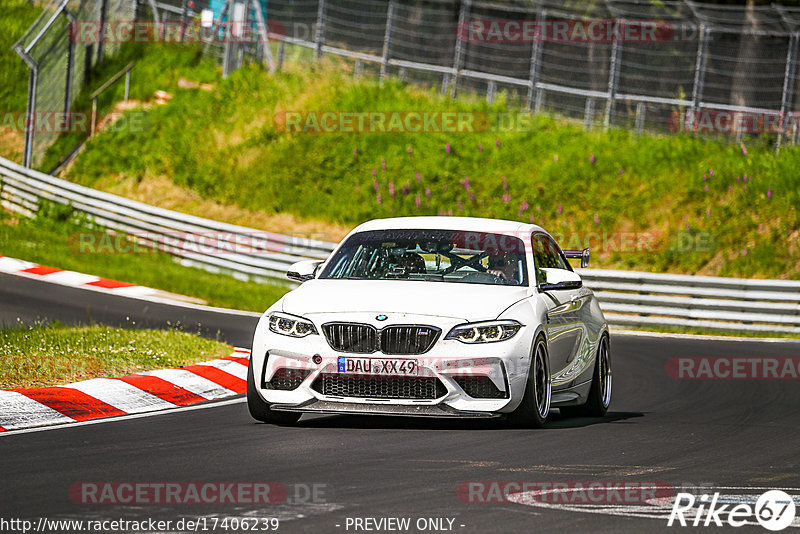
277,39,285,71
314,0,327,60
634,101,645,136
604,29,622,129
691,24,709,114
251,0,275,73
584,98,594,130
180,0,189,41
486,80,495,103
380,0,396,82
446,0,470,98
63,9,76,117
97,0,109,62
527,7,545,110
776,32,798,152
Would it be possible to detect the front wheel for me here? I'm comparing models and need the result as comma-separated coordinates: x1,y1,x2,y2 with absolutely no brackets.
247,357,301,425
507,336,551,428
560,335,612,418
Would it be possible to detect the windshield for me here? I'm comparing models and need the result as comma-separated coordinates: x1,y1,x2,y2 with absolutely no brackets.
319,229,528,286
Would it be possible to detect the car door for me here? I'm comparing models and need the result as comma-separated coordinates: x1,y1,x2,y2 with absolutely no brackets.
531,233,587,386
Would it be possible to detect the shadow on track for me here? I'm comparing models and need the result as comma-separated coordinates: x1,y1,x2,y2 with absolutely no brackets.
286,410,644,431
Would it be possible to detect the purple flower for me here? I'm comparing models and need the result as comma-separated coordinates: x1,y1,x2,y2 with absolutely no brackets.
557,203,562,215
519,200,529,212
685,222,690,231
372,169,377,177
408,145,413,154
554,154,558,162
462,176,470,191
425,187,431,198
709,169,714,176
445,143,451,154
590,154,596,165
768,188,772,199
478,143,483,152
457,200,463,211
744,249,748,257
703,174,707,181
353,148,358,161
740,143,748,156
736,176,740,183
443,184,448,191
502,193,510,203
706,208,711,217
373,180,380,191
619,168,624,175
729,186,734,192
468,192,475,202
415,171,421,184
389,181,395,197
704,184,709,192
495,138,501,148
593,214,599,225
502,176,508,191
381,158,386,171
529,215,535,223
415,195,421,208
376,193,382,204
401,185,409,195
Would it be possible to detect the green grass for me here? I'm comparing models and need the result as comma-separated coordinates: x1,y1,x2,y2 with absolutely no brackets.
0,322,232,389
0,208,289,312
59,49,800,280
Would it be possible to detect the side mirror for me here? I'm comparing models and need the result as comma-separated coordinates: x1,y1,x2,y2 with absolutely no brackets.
287,260,322,282
539,268,582,292
563,248,590,268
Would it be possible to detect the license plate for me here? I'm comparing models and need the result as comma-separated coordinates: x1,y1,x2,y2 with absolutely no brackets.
337,357,419,376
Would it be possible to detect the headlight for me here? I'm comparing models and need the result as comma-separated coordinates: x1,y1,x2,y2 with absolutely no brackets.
445,320,522,344
268,312,318,338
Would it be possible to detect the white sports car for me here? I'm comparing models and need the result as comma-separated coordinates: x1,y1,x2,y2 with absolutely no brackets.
248,216,611,427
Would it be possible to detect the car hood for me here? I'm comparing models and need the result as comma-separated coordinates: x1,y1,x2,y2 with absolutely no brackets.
281,279,530,322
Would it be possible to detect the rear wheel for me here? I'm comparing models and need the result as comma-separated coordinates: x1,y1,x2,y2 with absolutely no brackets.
247,357,301,425
507,336,551,428
560,335,611,418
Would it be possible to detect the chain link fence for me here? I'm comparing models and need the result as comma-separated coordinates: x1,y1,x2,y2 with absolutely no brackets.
14,0,800,168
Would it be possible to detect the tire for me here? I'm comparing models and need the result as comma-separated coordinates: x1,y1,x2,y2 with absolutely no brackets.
507,335,551,428
247,357,301,425
560,334,611,418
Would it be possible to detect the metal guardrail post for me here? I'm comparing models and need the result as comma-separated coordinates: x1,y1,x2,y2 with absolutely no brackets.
14,45,37,169
526,8,545,110
277,40,285,71
379,0,396,82
251,0,276,73
314,0,327,60
98,0,109,62
63,8,77,118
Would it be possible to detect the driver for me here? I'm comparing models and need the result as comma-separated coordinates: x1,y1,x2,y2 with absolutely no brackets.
487,252,518,283
398,251,426,273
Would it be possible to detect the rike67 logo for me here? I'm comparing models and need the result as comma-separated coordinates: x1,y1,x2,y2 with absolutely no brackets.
668,490,796,531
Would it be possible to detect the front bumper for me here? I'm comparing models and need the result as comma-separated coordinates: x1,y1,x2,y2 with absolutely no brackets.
251,313,535,416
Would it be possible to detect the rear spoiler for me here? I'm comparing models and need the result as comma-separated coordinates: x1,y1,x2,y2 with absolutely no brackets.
563,248,590,268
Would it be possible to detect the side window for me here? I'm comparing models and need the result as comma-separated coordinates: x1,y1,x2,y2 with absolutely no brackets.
531,234,571,283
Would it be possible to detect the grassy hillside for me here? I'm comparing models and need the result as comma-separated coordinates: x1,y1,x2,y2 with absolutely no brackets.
59,52,800,279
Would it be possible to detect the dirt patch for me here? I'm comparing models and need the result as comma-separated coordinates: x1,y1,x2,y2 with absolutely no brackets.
95,173,353,242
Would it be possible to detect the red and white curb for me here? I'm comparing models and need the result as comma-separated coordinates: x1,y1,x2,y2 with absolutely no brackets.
0,347,252,432
0,255,202,302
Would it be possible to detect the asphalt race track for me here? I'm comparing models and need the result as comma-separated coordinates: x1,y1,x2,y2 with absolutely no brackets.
1,272,799,533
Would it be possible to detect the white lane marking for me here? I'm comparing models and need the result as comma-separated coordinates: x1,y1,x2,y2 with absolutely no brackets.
0,391,74,430
0,398,246,437
196,359,248,381
106,285,157,296
42,271,99,285
141,369,236,400
63,378,176,414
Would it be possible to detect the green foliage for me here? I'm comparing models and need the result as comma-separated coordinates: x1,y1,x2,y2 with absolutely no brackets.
62,55,800,279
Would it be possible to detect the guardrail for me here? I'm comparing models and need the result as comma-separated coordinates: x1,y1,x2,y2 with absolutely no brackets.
1,154,798,335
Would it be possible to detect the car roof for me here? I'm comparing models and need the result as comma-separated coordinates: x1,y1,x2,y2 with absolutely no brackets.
350,216,545,236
